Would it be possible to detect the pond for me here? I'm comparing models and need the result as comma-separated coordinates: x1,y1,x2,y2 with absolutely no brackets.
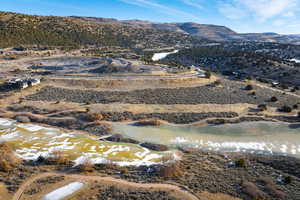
0,119,175,166
113,121,300,157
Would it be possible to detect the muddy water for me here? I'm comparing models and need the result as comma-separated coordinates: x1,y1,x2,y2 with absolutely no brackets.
113,121,300,157
0,119,174,166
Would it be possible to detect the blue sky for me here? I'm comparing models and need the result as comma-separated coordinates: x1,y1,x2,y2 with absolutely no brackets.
2,0,300,34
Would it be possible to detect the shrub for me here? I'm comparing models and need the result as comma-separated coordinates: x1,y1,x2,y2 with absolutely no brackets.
77,157,94,172
214,80,222,86
133,119,161,126
157,162,183,178
280,84,289,90
265,183,285,199
279,105,292,113
284,176,292,184
245,84,253,91
270,96,278,102
85,100,92,105
258,177,275,186
242,181,266,200
258,104,267,111
120,168,129,175
235,158,247,168
0,143,20,172
140,142,169,151
86,112,103,122
250,91,256,96
205,71,211,79
0,159,12,172
36,155,46,163
104,160,118,169
48,151,72,165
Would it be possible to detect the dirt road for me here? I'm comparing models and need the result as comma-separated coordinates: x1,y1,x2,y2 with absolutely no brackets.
13,172,199,200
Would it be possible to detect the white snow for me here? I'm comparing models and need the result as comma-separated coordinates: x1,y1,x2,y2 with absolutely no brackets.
0,131,20,140
17,124,44,132
290,58,300,63
43,182,84,200
152,50,178,61
0,118,14,126
170,137,188,144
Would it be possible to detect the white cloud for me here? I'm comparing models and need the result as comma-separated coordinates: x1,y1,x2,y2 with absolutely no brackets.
219,0,299,21
273,19,286,26
218,3,246,20
283,11,295,17
239,0,298,21
180,0,203,10
119,0,201,21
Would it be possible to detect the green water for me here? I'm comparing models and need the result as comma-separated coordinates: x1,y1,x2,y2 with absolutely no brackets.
113,121,300,157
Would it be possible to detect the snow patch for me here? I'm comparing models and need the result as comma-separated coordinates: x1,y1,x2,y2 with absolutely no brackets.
0,131,20,140
0,118,14,126
152,50,178,61
43,182,84,200
290,58,300,63
17,124,44,132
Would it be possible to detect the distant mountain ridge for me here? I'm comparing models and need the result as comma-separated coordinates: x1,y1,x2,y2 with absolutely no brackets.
72,16,300,44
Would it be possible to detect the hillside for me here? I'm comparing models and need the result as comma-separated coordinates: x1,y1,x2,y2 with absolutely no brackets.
0,12,207,49
164,46,300,87
1,11,299,49
75,16,300,44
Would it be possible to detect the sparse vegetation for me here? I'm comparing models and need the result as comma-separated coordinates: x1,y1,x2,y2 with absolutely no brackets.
0,11,205,49
270,96,278,102
241,181,266,200
279,105,293,113
86,112,103,122
76,157,94,172
235,158,247,168
133,119,161,126
245,84,253,91
205,70,212,79
258,104,267,111
0,143,20,172
284,176,292,184
157,162,183,178
47,151,72,165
